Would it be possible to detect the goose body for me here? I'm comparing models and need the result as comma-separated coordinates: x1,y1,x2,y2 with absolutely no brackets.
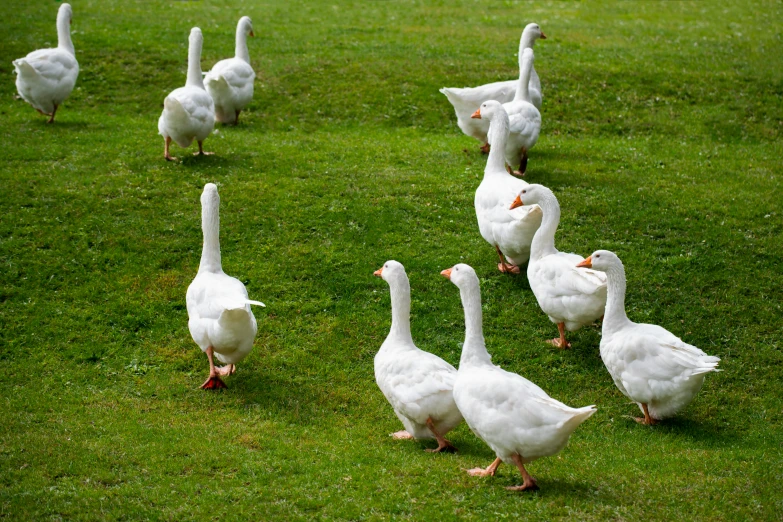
440,23,545,152
374,261,463,451
205,16,255,124
577,250,720,424
501,48,541,176
473,101,542,272
13,3,79,123
186,183,264,389
511,185,606,348
442,264,595,491
159,28,215,160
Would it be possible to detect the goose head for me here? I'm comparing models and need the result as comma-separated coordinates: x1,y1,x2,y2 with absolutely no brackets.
523,22,547,41
470,99,505,121
59,3,73,25
510,183,551,209
576,250,621,271
201,182,219,208
239,16,255,37
440,263,478,290
190,27,203,46
374,260,407,285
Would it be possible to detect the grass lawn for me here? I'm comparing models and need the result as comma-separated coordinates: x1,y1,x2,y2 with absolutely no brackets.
2,0,782,519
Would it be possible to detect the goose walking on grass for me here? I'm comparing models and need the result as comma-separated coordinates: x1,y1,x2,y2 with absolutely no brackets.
187,184,265,389
13,3,79,123
500,48,541,176
158,28,215,161
577,250,720,425
510,184,606,348
373,261,463,452
440,23,546,154
205,16,256,125
442,264,595,491
473,100,542,273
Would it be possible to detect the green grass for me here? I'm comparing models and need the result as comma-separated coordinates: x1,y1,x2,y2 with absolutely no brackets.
1,0,782,519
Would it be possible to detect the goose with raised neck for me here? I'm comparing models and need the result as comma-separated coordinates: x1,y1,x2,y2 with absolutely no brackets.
442,263,596,492
439,22,546,153
471,100,542,273
12,3,79,123
577,250,720,425
501,48,541,176
510,184,606,349
205,17,256,124
158,28,215,160
373,261,463,452
186,183,265,390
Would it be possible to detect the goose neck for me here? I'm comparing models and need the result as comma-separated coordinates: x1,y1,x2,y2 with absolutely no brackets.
186,33,205,89
485,112,510,175
57,8,75,55
387,277,412,342
520,28,537,50
515,51,533,102
603,264,630,333
458,281,492,368
530,192,559,260
199,198,222,273
235,25,250,63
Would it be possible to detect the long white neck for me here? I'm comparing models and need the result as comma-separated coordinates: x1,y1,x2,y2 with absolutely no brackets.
199,196,222,273
457,279,493,368
602,263,631,333
235,23,250,63
186,32,205,89
521,27,538,50
57,7,74,55
386,276,412,342
514,50,533,102
529,191,560,261
485,111,510,175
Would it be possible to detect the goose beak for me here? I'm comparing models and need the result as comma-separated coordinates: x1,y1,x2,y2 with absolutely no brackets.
540,32,547,39
470,108,481,119
510,195,523,210
249,30,255,37
373,267,383,277
576,256,592,269
440,268,452,279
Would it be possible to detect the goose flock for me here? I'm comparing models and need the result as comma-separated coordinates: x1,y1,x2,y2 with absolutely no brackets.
13,4,722,494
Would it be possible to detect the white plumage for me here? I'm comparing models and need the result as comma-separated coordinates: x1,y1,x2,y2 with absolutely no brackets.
205,16,256,124
159,28,215,160
578,250,720,424
186,183,264,389
373,261,463,452
511,184,606,348
473,101,542,273
501,48,541,176
440,23,546,153
443,264,595,491
13,3,79,123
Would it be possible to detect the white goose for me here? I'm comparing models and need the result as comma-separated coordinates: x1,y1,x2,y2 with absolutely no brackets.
187,183,265,389
13,3,79,123
577,250,720,425
205,16,256,125
473,100,542,273
158,28,215,161
373,261,463,452
510,184,606,348
442,264,596,491
440,23,546,153
501,48,541,176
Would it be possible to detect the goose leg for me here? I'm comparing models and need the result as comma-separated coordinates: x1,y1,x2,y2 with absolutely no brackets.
546,322,571,349
46,104,58,124
164,136,177,162
513,149,528,177
424,417,457,453
200,346,227,390
635,403,659,426
480,142,490,154
194,140,214,156
214,363,235,377
234,110,241,125
495,246,520,274
391,430,414,440
506,454,539,491
466,457,502,477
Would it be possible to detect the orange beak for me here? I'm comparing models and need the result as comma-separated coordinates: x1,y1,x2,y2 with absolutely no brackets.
510,195,523,210
373,267,383,277
470,108,481,119
440,268,452,279
249,30,255,37
576,256,592,269
540,32,547,39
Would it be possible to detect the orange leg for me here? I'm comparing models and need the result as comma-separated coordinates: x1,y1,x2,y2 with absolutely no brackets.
194,140,214,156
164,136,177,161
513,149,528,177
424,418,457,453
200,346,227,390
546,322,571,349
634,403,659,426
505,454,539,491
480,142,490,154
46,104,58,124
495,246,520,274
466,457,502,477
391,430,414,440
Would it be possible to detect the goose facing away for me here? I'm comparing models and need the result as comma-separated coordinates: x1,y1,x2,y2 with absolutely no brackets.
205,16,256,125
186,183,265,389
440,23,546,153
442,264,595,491
13,3,79,123
158,28,215,161
501,48,541,176
373,261,463,452
472,100,542,273
577,250,720,425
510,184,606,348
